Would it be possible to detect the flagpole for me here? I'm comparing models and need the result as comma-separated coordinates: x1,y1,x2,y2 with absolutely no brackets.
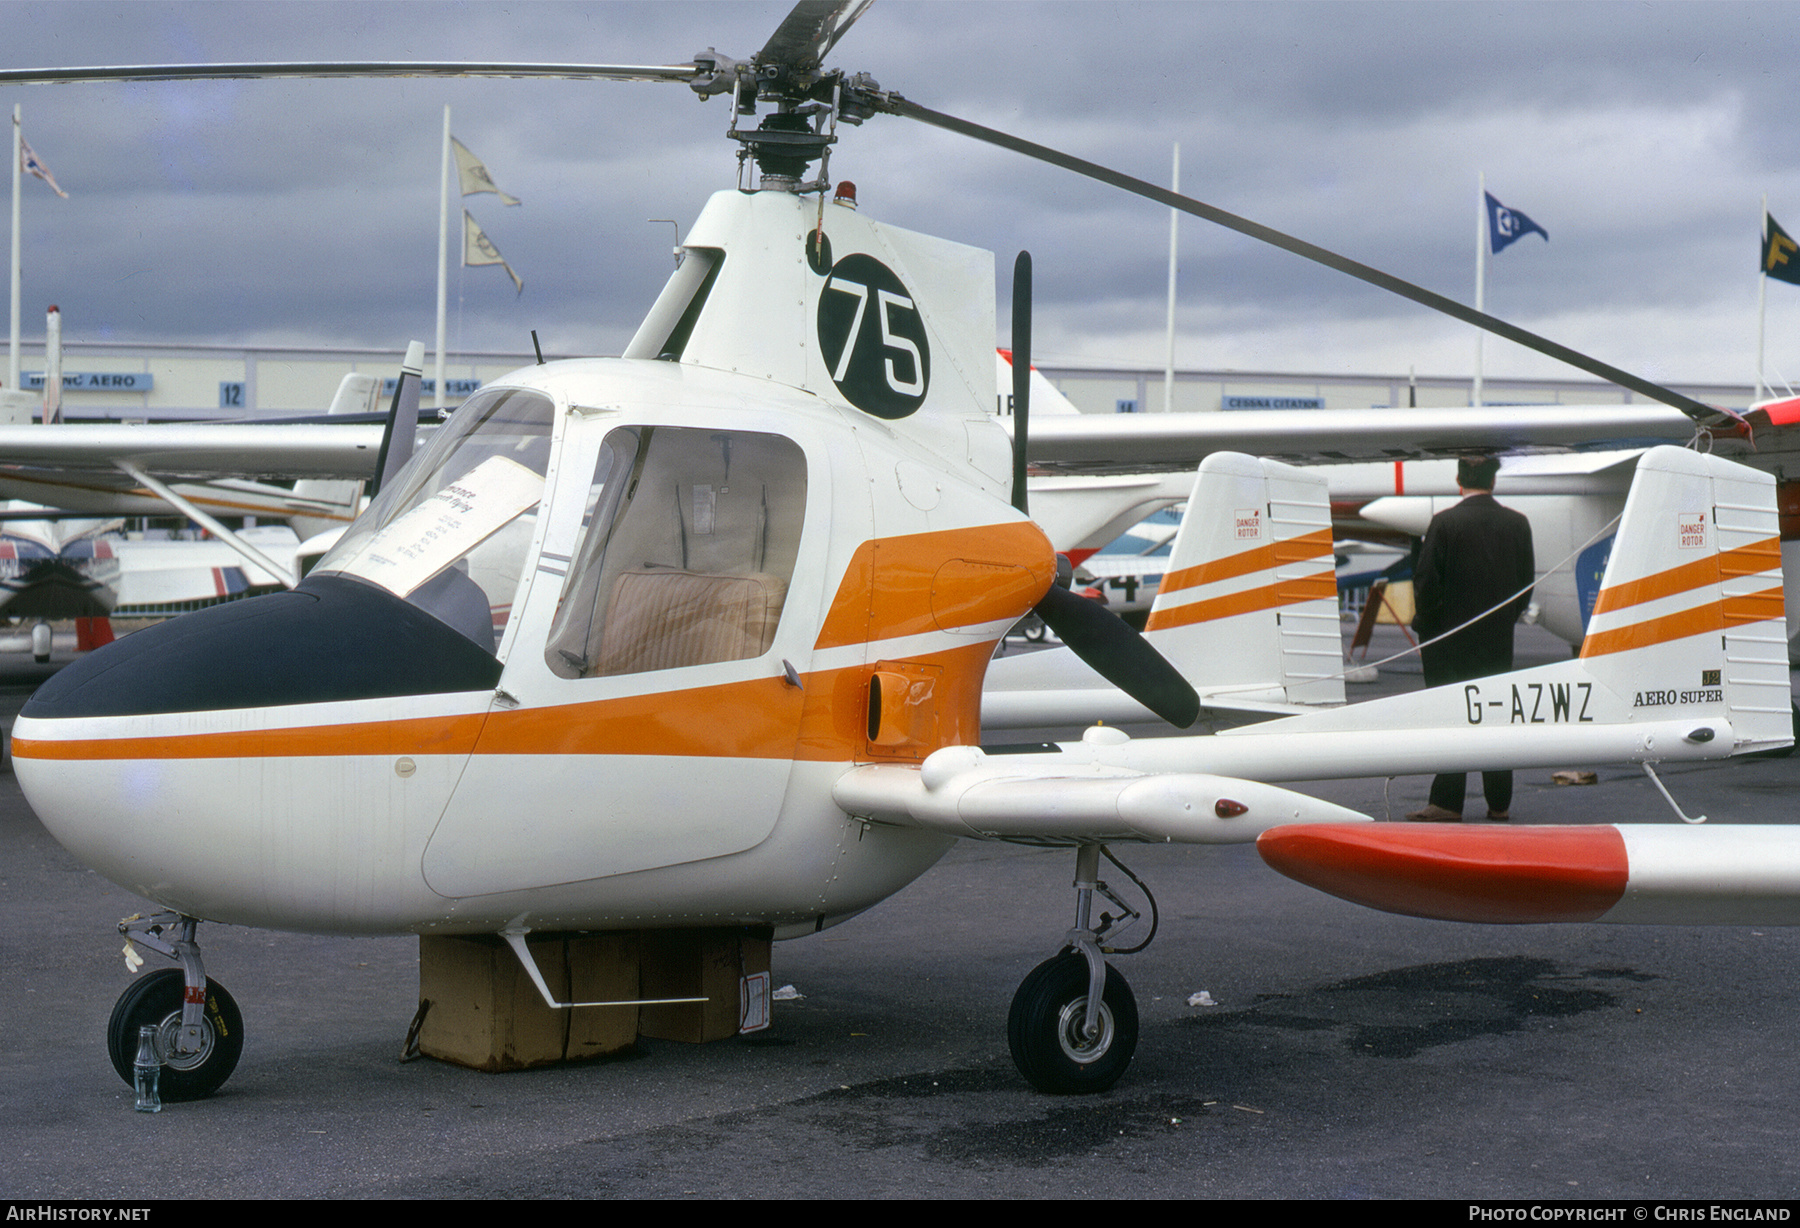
10,105,21,394
1473,171,1486,409
1757,193,1768,403
1162,142,1179,414
434,104,450,413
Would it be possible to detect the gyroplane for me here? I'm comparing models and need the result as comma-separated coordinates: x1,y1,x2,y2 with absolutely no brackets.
3,2,1792,1100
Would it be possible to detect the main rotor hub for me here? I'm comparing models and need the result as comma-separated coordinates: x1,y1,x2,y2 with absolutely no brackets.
731,111,835,191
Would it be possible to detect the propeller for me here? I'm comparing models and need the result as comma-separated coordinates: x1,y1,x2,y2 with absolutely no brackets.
1010,251,1201,730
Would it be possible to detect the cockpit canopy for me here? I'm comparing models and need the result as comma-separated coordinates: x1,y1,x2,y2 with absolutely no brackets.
313,386,554,652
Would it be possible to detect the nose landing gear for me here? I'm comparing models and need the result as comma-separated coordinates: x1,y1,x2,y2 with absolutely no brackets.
1006,843,1148,1094
104,914,242,1101
1008,949,1137,1094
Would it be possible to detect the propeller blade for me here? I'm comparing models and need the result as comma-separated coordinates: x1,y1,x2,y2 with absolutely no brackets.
1011,250,1193,726
1011,250,1032,516
877,95,1737,431
1035,584,1201,729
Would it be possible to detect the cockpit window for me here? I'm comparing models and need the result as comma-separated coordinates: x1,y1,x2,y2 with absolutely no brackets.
545,425,807,679
314,387,554,652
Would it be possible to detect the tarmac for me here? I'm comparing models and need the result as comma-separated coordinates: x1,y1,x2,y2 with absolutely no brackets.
3,624,1799,1200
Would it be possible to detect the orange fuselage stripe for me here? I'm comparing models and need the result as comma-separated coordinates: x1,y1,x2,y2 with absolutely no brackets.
13,713,489,762
12,641,1003,765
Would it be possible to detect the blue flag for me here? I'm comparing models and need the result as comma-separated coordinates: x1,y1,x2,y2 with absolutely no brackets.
1485,192,1548,254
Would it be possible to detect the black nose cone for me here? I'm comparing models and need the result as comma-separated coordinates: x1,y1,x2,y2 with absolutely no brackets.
23,574,504,720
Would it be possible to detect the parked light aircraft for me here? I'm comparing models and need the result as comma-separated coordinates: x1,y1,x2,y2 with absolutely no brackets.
4,2,1795,1100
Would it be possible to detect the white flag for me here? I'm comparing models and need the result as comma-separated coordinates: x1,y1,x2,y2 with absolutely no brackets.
463,210,522,294
20,135,67,199
452,137,519,206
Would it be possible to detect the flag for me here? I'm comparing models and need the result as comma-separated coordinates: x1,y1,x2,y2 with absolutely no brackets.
1485,191,1546,254
20,135,67,199
463,210,522,294
1763,213,1800,286
452,137,520,205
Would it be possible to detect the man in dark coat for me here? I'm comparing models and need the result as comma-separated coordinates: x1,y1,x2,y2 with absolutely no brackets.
1407,455,1535,821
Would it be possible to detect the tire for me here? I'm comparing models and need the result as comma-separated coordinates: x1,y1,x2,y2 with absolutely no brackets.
106,969,244,1101
1007,950,1138,1094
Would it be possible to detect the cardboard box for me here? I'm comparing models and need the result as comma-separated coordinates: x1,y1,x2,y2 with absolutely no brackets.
417,933,568,1072
637,928,772,1044
418,928,765,1069
566,931,641,1061
417,931,641,1071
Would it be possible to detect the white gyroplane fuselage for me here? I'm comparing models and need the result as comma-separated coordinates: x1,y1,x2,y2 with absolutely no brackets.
13,189,1073,937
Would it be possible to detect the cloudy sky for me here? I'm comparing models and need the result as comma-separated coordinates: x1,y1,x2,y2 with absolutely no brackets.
2,1,1797,394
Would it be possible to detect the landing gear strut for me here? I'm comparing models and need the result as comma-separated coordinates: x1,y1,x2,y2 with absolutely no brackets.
105,914,242,1101
1007,843,1143,1094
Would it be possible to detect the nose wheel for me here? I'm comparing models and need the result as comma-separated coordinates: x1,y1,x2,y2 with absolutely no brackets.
106,913,243,1101
1007,843,1149,1094
106,969,244,1101
1007,950,1137,1094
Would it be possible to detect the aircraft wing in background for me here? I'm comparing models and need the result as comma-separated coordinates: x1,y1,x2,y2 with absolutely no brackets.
1016,404,1699,476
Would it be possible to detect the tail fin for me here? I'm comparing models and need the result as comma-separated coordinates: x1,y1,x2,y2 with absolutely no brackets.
1577,445,1790,752
1187,445,1791,776
1145,453,1344,705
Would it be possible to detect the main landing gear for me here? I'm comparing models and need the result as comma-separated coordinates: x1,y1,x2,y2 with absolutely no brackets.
1007,843,1149,1095
105,913,243,1101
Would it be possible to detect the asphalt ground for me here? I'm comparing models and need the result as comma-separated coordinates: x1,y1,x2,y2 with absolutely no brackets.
3,625,1799,1200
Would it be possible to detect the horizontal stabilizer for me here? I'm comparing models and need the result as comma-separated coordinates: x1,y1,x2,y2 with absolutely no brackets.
1258,823,1800,926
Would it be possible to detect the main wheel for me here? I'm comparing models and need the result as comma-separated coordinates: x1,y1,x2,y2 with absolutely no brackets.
106,969,244,1101
1007,950,1138,1094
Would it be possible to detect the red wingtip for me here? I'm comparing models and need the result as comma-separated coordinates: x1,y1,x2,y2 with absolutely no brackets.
1256,824,1629,924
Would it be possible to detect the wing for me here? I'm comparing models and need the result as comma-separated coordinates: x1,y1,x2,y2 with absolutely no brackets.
1018,404,1699,476
0,422,383,484
834,750,1370,844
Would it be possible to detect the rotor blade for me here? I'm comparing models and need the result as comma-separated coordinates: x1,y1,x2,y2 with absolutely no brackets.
880,96,1734,429
1011,250,1032,516
1035,584,1200,729
0,61,701,87
758,0,876,75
